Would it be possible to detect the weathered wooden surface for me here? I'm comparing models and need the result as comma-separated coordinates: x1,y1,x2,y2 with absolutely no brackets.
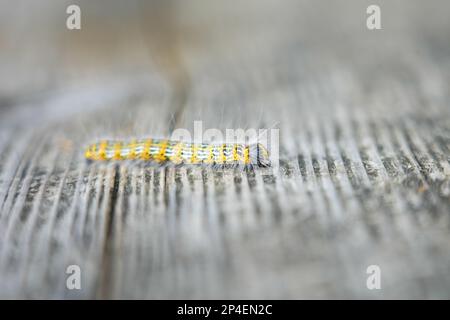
0,0,450,299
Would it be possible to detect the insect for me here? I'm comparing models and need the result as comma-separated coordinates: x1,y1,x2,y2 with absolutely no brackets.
84,138,270,167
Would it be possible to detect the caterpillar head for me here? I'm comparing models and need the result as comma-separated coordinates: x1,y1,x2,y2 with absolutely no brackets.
249,143,271,167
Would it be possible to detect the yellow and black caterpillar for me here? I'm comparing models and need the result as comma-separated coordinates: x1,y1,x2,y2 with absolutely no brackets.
85,139,270,167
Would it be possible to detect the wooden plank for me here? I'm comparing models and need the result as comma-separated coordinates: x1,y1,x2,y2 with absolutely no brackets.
0,0,450,299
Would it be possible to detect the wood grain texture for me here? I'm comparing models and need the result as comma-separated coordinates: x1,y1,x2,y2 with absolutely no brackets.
0,0,449,299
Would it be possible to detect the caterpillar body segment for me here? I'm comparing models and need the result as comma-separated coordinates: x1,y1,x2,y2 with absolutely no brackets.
85,139,270,167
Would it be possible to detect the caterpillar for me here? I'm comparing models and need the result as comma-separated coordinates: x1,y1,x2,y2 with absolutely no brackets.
84,139,270,167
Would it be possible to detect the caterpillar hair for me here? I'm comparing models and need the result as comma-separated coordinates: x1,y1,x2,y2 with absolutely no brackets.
84,139,271,168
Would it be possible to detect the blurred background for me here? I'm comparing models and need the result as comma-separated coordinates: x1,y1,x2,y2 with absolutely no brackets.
0,0,449,299
2,0,449,134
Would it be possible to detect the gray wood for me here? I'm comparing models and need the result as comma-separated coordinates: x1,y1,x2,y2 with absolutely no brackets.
0,0,450,299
